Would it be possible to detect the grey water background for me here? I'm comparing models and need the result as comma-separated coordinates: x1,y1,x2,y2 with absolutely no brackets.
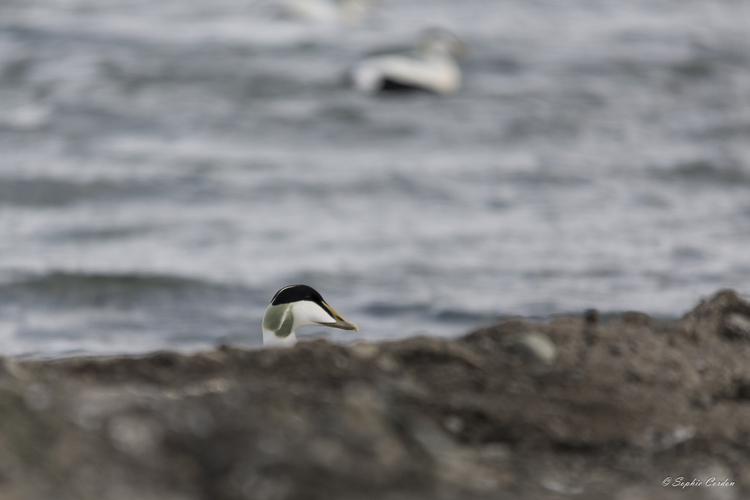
1,0,749,357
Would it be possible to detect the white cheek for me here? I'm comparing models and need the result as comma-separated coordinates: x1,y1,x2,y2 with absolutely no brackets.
291,301,334,330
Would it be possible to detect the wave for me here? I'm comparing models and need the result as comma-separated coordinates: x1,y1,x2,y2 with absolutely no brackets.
652,159,750,185
0,271,260,309
0,178,160,207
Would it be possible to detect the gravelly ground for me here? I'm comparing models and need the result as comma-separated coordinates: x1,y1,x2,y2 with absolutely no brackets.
2,289,750,499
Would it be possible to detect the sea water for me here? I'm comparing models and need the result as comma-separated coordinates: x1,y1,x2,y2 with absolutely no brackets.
1,0,749,356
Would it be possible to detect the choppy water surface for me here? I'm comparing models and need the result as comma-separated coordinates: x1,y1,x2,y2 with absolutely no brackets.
1,0,749,356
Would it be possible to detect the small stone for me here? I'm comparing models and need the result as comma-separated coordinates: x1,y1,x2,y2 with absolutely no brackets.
388,376,430,399
541,478,584,495
508,333,557,365
724,313,750,340
350,342,379,360
669,425,696,447
476,443,511,464
443,415,464,434
376,354,400,373
107,415,162,458
196,350,228,364
334,354,349,369
644,425,696,451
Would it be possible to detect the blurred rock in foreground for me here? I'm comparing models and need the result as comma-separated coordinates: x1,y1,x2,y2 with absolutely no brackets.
2,290,750,500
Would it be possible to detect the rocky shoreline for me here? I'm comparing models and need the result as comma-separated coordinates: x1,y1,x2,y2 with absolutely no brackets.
2,290,750,499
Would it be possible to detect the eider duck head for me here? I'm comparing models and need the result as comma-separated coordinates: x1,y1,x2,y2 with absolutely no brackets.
262,284,358,347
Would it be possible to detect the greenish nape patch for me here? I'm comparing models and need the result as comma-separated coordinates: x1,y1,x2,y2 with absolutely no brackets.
263,304,294,338
263,304,286,332
276,310,295,338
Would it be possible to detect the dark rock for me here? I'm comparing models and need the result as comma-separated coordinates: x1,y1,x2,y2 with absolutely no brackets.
1,289,749,499
680,288,750,341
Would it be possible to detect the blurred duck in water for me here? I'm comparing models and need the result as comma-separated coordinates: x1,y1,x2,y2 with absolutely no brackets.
349,28,466,95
